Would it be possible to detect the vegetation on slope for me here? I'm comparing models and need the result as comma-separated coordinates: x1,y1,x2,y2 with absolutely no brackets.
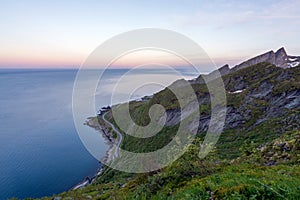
36,63,300,200
39,129,299,200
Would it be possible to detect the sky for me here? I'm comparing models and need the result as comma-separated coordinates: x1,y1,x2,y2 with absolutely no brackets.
0,0,300,68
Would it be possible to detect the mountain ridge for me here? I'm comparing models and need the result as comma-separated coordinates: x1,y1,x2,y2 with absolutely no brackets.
42,50,300,199
192,47,300,84
231,47,300,71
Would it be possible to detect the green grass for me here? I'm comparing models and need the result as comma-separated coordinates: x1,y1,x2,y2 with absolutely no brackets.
35,63,300,200
156,164,300,200
38,128,300,200
121,125,179,153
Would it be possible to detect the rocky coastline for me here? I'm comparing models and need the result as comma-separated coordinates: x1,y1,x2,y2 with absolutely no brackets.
70,113,116,190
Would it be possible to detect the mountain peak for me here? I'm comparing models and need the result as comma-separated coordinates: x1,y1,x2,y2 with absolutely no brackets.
276,47,286,54
275,47,288,68
231,47,299,72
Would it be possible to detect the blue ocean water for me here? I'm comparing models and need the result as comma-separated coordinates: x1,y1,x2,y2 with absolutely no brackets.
0,68,198,199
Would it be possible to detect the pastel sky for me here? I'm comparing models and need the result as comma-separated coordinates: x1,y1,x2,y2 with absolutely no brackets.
0,0,300,68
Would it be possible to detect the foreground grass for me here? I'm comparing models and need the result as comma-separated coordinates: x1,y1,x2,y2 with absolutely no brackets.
35,130,300,200
39,163,300,200
138,164,300,200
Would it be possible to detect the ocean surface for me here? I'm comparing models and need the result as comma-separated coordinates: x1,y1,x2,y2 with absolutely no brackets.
0,68,198,199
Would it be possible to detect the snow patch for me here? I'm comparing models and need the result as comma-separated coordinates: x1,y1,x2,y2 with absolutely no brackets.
228,89,245,94
288,61,300,68
288,57,298,62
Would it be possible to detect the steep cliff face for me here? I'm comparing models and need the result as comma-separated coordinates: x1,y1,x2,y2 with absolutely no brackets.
192,48,300,85
156,63,300,134
232,50,275,71
53,50,300,200
120,61,299,160
231,47,300,71
94,49,300,157
222,63,300,131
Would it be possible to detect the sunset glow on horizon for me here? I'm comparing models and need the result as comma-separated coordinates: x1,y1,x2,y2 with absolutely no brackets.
1,0,300,69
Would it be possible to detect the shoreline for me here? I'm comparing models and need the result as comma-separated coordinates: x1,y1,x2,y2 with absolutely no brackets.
70,113,117,190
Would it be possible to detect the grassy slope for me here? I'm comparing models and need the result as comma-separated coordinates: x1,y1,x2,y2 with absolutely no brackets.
42,129,300,200
37,63,300,200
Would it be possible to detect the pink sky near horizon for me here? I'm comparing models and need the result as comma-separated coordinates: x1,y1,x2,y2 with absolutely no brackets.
1,0,300,69
0,49,254,69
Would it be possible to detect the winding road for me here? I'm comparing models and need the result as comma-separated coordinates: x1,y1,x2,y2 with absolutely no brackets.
102,112,123,158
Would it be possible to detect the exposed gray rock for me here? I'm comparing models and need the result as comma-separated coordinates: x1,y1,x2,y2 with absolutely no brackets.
191,64,230,84
164,85,299,134
163,109,181,126
208,64,230,78
225,107,245,129
232,78,246,91
218,64,230,75
232,50,276,72
275,47,288,67
198,116,210,133
249,81,274,99
231,47,300,72
252,118,267,127
265,161,276,166
285,90,300,109
154,49,300,136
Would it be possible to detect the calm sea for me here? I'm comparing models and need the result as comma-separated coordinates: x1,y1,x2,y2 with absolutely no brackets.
0,68,198,199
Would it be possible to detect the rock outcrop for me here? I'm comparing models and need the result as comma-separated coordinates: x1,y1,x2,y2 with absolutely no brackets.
192,47,300,86
154,62,300,135
231,47,300,71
